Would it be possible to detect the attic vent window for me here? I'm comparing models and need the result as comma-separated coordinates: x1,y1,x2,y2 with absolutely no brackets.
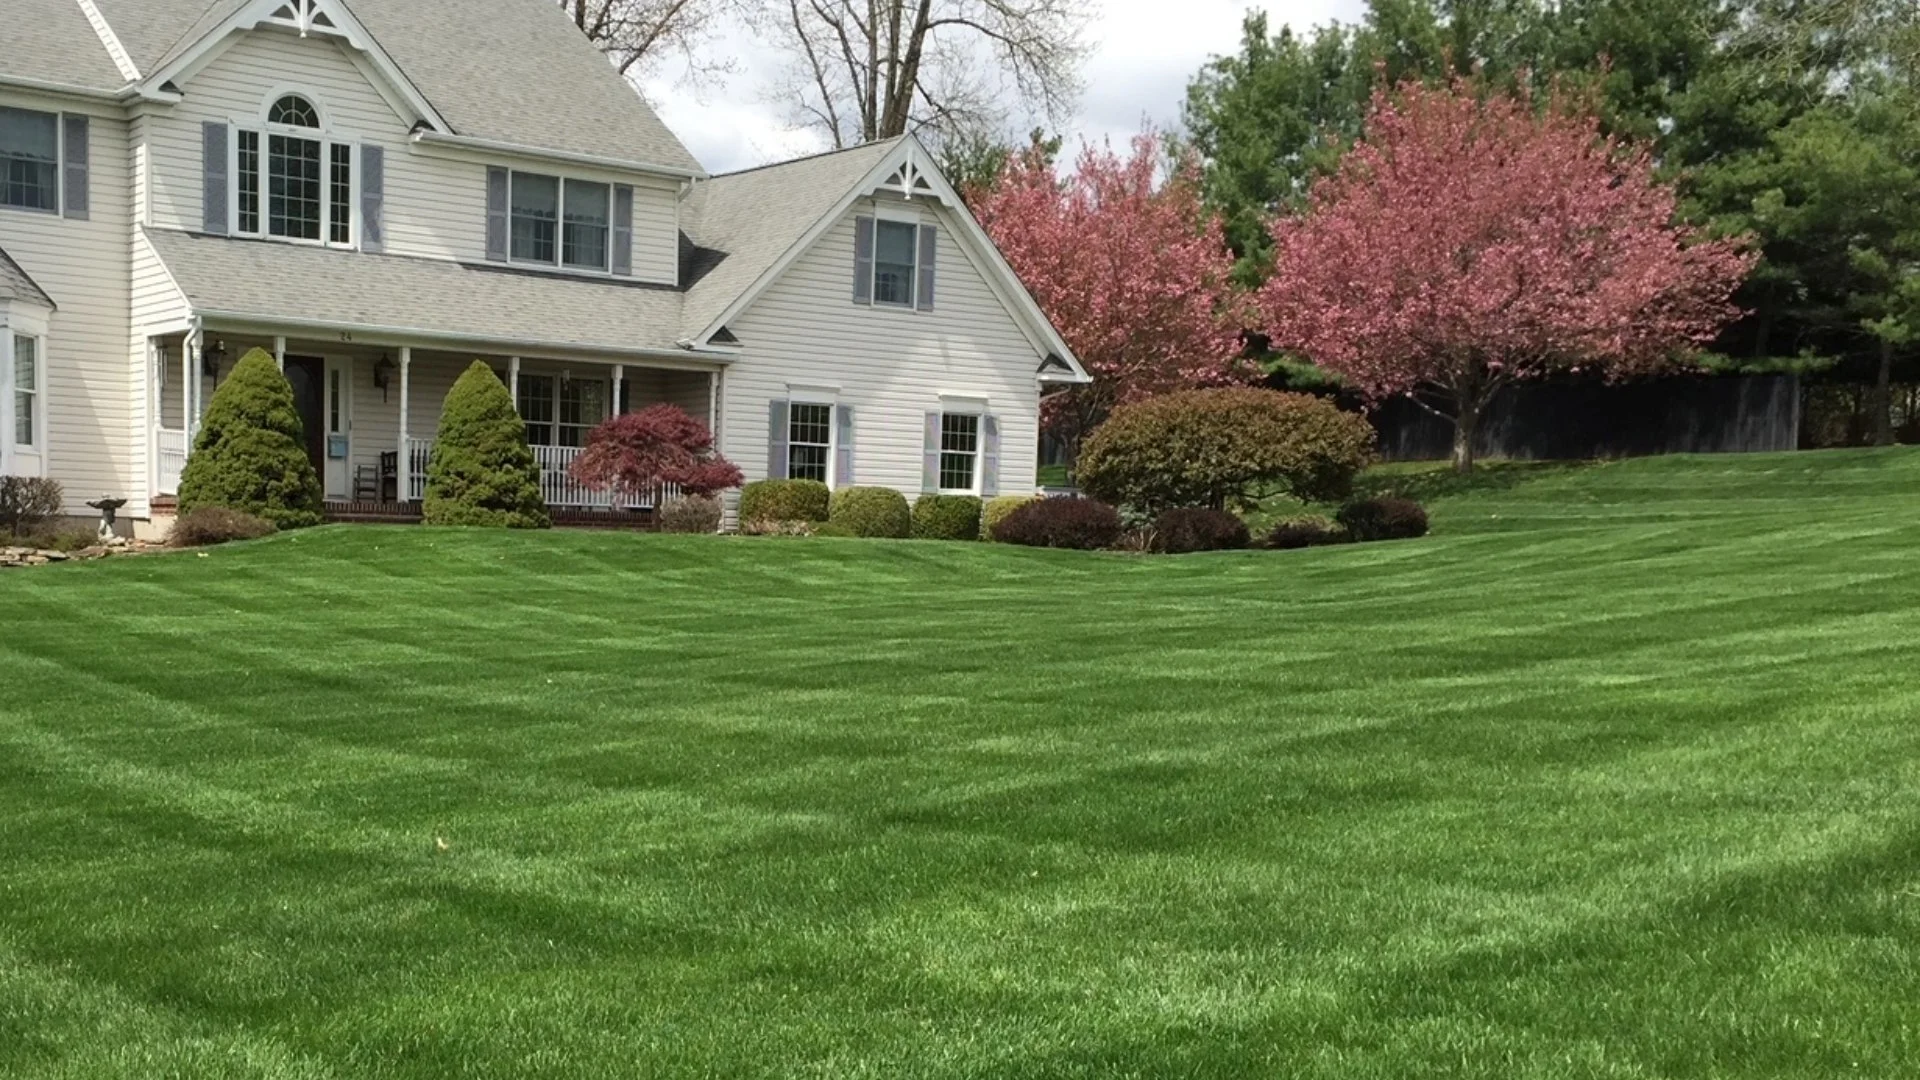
268,96,319,128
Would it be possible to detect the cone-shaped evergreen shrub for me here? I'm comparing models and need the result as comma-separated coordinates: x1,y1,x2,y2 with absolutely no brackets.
423,361,550,528
176,348,324,528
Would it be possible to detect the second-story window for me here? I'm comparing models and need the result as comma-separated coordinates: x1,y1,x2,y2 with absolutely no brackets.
509,171,613,273
0,107,59,213
236,94,352,247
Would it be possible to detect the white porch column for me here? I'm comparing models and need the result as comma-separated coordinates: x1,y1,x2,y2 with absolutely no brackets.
611,364,624,417
508,356,520,409
186,329,202,442
274,335,286,371
708,369,721,434
397,346,411,501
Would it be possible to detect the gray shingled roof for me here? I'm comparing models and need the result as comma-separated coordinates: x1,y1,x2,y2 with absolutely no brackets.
2,0,129,90
70,0,705,173
145,228,688,355
680,139,902,336
343,0,703,172
0,247,55,309
88,0,233,77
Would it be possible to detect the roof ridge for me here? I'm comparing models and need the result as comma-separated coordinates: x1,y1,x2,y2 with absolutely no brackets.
72,0,143,82
708,136,905,181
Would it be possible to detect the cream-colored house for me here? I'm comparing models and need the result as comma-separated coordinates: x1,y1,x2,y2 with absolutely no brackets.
0,0,1087,531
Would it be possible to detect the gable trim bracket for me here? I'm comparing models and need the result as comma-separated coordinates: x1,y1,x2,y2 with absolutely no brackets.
137,0,451,133
690,135,1091,385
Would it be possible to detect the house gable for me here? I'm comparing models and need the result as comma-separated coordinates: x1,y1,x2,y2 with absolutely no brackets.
688,136,1088,384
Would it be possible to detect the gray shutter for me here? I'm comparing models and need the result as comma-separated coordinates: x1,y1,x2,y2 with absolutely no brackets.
611,184,634,276
916,224,937,311
834,404,855,487
852,215,875,305
485,167,509,261
981,414,1001,497
360,144,385,252
202,122,229,235
62,114,89,220
922,412,942,493
768,399,790,480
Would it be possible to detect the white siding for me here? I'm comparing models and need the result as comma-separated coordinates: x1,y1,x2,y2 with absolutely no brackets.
145,28,679,281
0,90,137,514
722,194,1044,497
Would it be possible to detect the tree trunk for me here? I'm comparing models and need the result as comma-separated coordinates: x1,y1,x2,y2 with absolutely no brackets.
1451,402,1479,473
1872,338,1895,447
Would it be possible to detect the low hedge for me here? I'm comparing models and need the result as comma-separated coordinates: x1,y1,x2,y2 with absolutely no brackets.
1266,514,1348,549
1337,497,1429,542
657,495,723,534
170,506,277,547
990,497,1122,550
739,479,830,525
912,494,982,541
828,486,911,538
980,495,1040,540
1151,507,1250,554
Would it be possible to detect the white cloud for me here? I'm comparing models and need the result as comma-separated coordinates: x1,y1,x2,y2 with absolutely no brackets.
645,0,1367,174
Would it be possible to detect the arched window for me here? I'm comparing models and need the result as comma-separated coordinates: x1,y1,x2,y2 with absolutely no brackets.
268,95,320,129
236,93,350,245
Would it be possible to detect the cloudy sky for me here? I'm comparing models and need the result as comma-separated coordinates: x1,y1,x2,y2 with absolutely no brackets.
641,0,1368,174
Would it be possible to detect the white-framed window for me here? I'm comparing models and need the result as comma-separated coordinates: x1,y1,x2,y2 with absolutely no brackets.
939,411,981,493
787,401,833,483
9,330,43,449
235,94,353,247
516,373,608,446
0,106,60,214
873,218,918,307
558,376,607,447
509,171,613,273
518,373,556,445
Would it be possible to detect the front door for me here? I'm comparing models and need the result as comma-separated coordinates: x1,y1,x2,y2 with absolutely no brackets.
283,355,327,483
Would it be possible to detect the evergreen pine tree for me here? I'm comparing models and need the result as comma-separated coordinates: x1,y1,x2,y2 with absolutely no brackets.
176,348,324,528
422,361,550,528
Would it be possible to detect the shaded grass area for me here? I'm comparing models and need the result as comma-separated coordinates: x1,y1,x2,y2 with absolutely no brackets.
2,447,1918,1078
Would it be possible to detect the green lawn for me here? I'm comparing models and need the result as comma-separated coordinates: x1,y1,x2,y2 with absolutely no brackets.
3,449,1918,1079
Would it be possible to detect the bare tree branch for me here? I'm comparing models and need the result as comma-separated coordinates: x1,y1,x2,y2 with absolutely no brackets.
744,0,1089,148
557,0,734,89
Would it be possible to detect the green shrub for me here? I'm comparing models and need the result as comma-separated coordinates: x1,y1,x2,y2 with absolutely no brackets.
912,494,983,541
1266,514,1348,550
741,519,818,537
991,497,1122,550
828,486,911,538
176,349,323,528
423,361,549,529
1076,388,1376,514
1337,497,1429,542
738,479,830,526
19,525,98,553
980,495,1040,540
1150,507,1250,554
657,495,722,534
169,506,278,548
1,476,64,537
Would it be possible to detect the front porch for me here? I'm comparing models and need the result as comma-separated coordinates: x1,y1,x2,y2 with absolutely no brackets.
148,329,720,519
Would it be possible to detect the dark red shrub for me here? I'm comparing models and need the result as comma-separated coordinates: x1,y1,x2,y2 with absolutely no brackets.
1336,497,1429,542
990,497,1123,550
568,405,743,501
1151,507,1250,554
1266,515,1349,549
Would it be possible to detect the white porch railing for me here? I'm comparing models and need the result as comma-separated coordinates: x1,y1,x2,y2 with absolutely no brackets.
406,437,433,502
405,439,679,509
156,428,188,495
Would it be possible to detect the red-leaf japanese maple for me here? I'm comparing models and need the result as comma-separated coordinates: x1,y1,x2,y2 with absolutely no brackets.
973,133,1249,450
568,405,743,500
1258,76,1756,471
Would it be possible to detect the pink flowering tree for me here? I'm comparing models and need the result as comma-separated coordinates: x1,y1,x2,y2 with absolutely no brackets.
973,133,1249,452
1258,77,1757,472
568,404,743,501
